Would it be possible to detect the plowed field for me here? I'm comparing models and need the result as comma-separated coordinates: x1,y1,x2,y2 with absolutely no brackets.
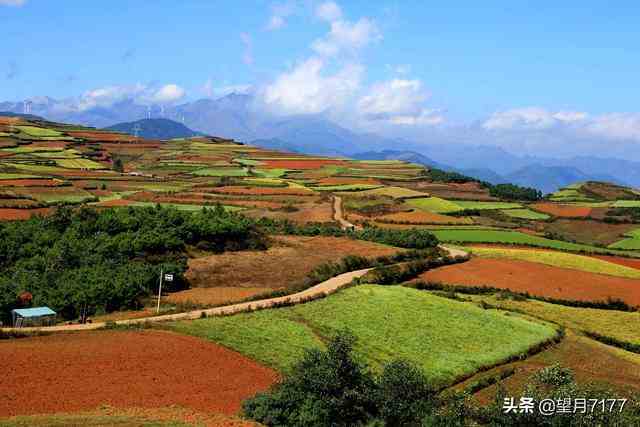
0,330,277,417
419,257,640,306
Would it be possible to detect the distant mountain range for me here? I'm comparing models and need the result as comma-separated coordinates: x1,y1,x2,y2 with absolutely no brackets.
105,118,201,140
2,94,639,192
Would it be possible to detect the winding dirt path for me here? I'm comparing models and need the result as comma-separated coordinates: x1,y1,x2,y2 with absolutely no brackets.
333,195,357,229
1,245,467,334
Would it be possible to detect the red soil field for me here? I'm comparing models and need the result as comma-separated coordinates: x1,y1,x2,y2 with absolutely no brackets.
315,177,381,186
376,209,471,224
66,131,140,143
261,159,346,170
0,179,61,187
210,186,313,196
0,330,277,417
419,257,640,306
99,142,162,149
532,202,592,218
591,255,640,271
0,116,21,124
0,207,51,220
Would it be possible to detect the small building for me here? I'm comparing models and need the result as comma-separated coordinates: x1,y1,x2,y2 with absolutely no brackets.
11,307,57,328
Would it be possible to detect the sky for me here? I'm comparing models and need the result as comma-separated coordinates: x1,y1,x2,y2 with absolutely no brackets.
2,0,640,157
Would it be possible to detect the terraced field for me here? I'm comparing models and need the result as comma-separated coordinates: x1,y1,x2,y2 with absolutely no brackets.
470,247,640,278
170,285,558,387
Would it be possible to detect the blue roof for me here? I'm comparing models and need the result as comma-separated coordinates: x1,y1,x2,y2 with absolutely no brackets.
11,307,56,317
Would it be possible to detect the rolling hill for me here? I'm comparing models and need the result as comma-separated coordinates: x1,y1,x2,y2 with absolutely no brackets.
105,118,201,139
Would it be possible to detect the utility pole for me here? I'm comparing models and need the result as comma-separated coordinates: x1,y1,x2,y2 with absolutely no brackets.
156,267,164,314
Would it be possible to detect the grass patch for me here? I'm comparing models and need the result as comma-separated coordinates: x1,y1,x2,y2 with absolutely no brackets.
56,158,105,169
609,238,640,250
471,247,640,279
407,197,463,214
430,229,639,256
502,208,550,220
613,200,640,208
14,125,63,137
313,184,383,191
170,285,557,387
453,201,522,210
192,167,249,177
464,294,640,346
357,186,427,199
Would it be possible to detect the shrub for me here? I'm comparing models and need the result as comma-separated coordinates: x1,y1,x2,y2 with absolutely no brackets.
243,331,377,426
376,359,434,426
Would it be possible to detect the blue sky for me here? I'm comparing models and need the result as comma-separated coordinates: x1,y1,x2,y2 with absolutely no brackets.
2,0,640,154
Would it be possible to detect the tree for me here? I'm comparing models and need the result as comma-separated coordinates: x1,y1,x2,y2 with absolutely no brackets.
113,158,124,173
376,359,434,426
243,331,377,426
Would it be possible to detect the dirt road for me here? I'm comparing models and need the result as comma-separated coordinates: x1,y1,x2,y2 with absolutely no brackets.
333,195,356,229
1,246,467,333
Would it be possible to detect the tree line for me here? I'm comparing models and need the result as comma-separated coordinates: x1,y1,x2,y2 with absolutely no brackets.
0,204,267,322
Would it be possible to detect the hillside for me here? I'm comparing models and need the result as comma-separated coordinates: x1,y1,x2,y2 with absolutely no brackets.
105,118,201,139
1,113,640,425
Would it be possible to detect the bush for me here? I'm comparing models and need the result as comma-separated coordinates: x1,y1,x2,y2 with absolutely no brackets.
243,331,377,426
376,359,434,426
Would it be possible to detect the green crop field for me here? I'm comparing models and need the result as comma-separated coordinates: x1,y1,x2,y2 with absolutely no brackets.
356,186,427,199
502,208,550,220
170,285,557,386
429,229,639,256
463,294,640,346
0,173,41,179
609,238,640,250
314,183,382,191
471,247,640,279
406,197,463,213
191,167,249,177
56,158,105,169
454,201,523,210
253,168,290,178
15,125,63,138
612,200,640,208
233,158,262,166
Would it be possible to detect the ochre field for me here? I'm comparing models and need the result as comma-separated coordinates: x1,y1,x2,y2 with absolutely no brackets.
0,330,277,418
420,257,640,306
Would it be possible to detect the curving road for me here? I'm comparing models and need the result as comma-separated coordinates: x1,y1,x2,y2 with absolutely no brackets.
1,245,467,334
332,196,357,230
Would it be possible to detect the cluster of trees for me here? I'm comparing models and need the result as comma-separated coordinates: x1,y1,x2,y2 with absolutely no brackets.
488,183,542,201
243,332,639,426
605,207,640,223
424,167,543,201
256,218,439,249
0,204,267,322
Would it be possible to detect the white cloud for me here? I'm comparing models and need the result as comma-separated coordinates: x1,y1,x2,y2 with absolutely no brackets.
312,17,381,57
148,84,185,104
261,57,363,115
483,107,640,144
390,109,445,126
482,107,589,131
240,32,254,66
74,83,185,111
0,0,26,6
357,79,440,125
266,1,295,30
585,113,640,141
315,1,342,22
